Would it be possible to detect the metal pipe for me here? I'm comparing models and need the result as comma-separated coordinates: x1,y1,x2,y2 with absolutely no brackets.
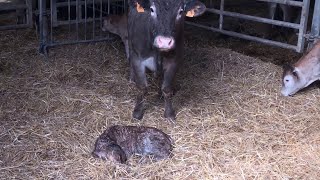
100,0,103,36
186,22,298,51
76,0,79,41
219,0,224,30
310,0,320,39
0,4,27,11
206,8,300,29
85,0,87,40
45,37,115,48
256,0,303,7
39,0,48,55
50,0,54,42
296,0,310,52
0,24,30,31
123,0,126,13
55,0,111,8
68,0,71,39
52,0,58,27
26,0,33,28
93,0,96,39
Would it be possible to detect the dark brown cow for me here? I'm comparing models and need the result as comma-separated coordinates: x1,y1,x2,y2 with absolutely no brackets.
127,0,206,121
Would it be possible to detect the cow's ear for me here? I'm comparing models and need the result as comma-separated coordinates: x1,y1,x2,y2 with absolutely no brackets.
283,63,294,72
129,0,150,13
282,63,294,73
185,1,206,17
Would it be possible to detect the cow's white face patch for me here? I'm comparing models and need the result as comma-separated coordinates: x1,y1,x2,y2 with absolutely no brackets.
142,57,157,72
176,7,184,20
150,3,157,19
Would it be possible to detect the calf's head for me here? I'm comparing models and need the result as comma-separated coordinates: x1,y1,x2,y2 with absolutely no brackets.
281,40,320,96
281,57,320,96
102,15,123,34
281,64,304,96
129,0,206,51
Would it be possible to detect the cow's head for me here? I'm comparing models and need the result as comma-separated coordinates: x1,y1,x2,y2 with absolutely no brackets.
281,64,302,96
129,0,206,51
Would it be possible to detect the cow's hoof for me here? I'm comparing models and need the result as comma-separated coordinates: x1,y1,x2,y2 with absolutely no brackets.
173,84,181,95
164,109,175,122
133,108,144,120
129,76,135,84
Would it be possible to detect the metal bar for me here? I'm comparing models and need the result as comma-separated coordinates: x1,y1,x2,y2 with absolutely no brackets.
26,0,33,28
68,0,71,39
108,0,110,14
100,0,103,37
256,0,304,7
39,0,43,44
0,24,30,31
0,4,27,11
51,0,54,42
206,8,301,29
55,0,119,8
85,0,87,40
296,0,310,52
56,17,104,26
93,0,96,39
45,37,115,48
310,0,320,39
186,22,298,51
219,0,224,30
76,0,79,41
39,0,48,55
52,0,58,27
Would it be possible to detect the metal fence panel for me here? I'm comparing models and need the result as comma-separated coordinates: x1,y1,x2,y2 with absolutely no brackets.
38,0,126,55
188,0,312,53
0,0,33,30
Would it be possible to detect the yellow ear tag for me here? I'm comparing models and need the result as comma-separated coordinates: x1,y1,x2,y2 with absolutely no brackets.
186,9,195,17
136,2,145,13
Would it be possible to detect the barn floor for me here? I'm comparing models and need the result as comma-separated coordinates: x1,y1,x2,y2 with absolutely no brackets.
1,28,320,179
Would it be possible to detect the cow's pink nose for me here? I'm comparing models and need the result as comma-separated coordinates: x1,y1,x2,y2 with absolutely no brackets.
154,36,175,50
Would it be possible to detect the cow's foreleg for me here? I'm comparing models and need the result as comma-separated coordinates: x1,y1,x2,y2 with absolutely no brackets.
162,62,177,121
132,60,147,120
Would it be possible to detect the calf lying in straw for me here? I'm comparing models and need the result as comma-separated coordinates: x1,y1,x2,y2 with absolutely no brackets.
92,125,173,163
281,40,320,96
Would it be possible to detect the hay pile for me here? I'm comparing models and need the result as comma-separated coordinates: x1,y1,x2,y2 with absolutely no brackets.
1,29,320,179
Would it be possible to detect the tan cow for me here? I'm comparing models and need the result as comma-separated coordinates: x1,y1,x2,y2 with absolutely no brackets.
281,40,320,96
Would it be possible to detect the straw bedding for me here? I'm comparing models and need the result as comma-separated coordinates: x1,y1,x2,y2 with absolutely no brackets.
1,28,320,179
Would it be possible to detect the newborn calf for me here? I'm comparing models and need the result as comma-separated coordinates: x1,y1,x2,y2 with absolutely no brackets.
92,125,173,163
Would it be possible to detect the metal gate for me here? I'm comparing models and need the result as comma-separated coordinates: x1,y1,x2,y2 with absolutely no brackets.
35,0,320,54
0,0,33,30
37,0,126,55
187,0,320,53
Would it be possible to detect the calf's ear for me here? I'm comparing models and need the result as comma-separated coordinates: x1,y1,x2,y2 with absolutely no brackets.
129,0,150,13
185,1,206,17
282,63,294,72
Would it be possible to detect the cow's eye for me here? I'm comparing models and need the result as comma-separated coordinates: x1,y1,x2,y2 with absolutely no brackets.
150,7,154,13
179,9,183,15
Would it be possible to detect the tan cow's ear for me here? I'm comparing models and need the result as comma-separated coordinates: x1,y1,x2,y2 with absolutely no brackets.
185,1,206,17
136,2,145,13
186,9,195,17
